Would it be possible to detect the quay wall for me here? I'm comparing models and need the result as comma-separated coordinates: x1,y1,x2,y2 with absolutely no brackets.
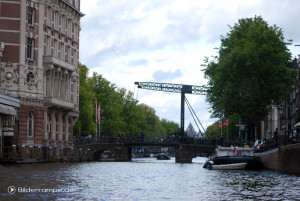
255,149,279,171
279,143,300,175
256,133,300,174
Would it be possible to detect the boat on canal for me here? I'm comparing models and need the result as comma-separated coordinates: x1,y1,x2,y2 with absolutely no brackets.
203,146,264,170
156,153,171,160
100,150,115,161
206,162,247,170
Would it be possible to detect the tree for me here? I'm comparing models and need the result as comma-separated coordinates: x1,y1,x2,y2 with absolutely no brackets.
161,118,180,134
74,63,96,136
203,16,296,135
74,65,182,138
205,122,220,139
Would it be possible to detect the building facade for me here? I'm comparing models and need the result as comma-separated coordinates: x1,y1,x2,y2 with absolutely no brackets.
0,0,83,161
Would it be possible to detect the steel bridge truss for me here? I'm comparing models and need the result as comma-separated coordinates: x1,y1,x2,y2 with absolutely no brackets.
134,82,207,136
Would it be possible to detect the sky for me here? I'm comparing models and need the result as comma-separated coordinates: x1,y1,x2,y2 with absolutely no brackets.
79,0,300,132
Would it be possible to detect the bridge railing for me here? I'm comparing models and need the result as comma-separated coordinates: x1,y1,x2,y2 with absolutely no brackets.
73,136,180,146
73,136,266,149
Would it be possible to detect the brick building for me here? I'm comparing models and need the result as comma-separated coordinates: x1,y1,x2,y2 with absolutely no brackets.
0,0,83,161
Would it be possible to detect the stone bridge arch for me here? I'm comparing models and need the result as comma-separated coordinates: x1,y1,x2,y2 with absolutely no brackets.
74,142,216,163
175,144,216,163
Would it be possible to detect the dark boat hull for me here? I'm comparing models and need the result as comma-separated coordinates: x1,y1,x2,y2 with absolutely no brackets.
157,154,170,160
211,156,264,170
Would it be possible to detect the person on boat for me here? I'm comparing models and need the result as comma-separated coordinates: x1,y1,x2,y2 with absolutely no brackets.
274,128,278,144
140,130,145,142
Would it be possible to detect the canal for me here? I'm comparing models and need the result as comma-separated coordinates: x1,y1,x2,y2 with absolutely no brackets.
1,157,300,201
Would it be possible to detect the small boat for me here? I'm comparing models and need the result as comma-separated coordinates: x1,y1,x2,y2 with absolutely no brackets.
206,161,247,170
156,153,171,160
100,150,115,161
203,146,264,170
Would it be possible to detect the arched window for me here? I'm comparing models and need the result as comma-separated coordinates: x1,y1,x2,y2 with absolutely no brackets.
27,112,34,137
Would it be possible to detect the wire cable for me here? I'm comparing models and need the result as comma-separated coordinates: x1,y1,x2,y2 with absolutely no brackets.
185,97,206,137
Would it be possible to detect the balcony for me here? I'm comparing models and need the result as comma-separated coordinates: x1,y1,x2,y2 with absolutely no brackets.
44,97,74,109
43,55,75,72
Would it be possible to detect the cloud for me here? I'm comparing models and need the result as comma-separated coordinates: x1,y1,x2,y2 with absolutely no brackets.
128,59,148,66
80,0,300,130
152,69,182,82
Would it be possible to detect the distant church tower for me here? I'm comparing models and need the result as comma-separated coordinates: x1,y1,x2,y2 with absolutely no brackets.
186,122,197,138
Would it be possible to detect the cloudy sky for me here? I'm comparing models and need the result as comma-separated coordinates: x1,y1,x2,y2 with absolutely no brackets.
79,0,300,131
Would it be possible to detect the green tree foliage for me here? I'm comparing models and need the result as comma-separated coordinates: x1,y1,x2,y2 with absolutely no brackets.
205,114,241,140
136,104,165,137
75,69,179,138
74,64,96,136
203,16,296,126
161,118,180,134
205,121,220,139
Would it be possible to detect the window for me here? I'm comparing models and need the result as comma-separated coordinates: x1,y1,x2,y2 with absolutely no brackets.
46,36,50,55
46,70,51,96
66,46,70,62
47,7,52,27
74,0,78,8
53,39,58,57
28,7,35,25
60,42,64,60
68,0,73,4
27,38,34,60
74,24,78,42
61,16,65,34
27,112,34,137
54,12,59,30
3,116,15,136
74,49,77,65
67,19,72,37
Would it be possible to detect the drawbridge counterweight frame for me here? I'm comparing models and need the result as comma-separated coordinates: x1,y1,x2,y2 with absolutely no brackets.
134,82,207,136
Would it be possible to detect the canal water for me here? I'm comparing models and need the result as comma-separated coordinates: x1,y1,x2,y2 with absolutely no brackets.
1,157,300,201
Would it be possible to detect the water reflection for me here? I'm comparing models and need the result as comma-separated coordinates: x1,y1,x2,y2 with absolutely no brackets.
0,158,299,201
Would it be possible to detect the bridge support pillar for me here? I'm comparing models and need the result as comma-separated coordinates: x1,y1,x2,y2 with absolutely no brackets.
175,144,195,163
113,146,132,162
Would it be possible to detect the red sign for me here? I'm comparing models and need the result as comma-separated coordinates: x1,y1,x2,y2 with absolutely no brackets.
224,119,228,126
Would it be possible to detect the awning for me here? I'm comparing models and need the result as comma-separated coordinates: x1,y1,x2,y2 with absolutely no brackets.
294,122,300,128
0,104,17,116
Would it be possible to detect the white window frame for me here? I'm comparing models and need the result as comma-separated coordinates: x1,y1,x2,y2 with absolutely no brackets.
67,19,72,37
27,38,34,60
28,7,35,25
54,12,59,30
74,24,78,42
74,49,77,65
66,46,70,63
74,0,78,8
53,39,58,58
60,42,65,60
61,16,65,34
47,7,52,27
46,36,51,55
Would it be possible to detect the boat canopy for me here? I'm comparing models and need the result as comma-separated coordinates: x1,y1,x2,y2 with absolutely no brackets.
215,147,254,157
294,122,300,128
